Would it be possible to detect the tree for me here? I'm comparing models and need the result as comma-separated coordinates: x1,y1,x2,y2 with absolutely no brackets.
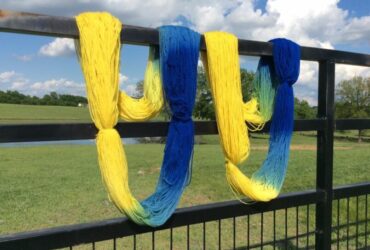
194,68,318,121
0,90,87,107
294,98,315,119
336,76,370,142
193,67,254,120
193,67,215,120
135,80,144,98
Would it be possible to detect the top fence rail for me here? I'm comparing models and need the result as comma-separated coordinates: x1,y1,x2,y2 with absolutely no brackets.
0,9,369,66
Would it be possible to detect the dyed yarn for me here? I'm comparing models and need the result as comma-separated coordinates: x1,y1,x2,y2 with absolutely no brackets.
119,46,164,121
140,25,200,225
76,12,199,226
202,32,300,201
251,38,300,196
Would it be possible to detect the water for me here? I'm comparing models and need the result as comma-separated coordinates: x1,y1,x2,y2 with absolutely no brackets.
0,138,138,147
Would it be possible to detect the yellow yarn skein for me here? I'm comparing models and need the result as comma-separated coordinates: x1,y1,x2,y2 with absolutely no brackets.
76,12,164,225
201,31,278,201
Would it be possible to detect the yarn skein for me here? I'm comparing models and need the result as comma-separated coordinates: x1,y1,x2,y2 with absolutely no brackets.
76,12,199,226
202,32,300,201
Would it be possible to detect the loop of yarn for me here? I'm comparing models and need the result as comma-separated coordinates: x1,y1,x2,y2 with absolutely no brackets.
76,12,199,226
118,46,164,121
250,38,300,199
202,32,300,201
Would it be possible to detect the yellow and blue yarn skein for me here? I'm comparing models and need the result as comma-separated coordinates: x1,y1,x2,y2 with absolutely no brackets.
76,12,155,226
201,31,278,201
76,12,199,226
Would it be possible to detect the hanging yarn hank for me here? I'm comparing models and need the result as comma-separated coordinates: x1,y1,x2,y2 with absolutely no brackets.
76,12,200,226
202,32,300,201
251,38,300,195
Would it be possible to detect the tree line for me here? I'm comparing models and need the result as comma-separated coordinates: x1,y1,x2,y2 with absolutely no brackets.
2,69,369,141
0,91,87,107
192,67,318,120
136,68,369,122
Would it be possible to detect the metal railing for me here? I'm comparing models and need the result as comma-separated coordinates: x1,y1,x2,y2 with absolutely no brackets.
0,9,369,250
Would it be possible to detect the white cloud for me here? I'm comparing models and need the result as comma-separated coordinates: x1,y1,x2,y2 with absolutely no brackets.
1,0,369,104
336,65,370,85
30,78,85,96
297,62,318,87
123,84,137,96
119,73,128,86
0,70,85,97
3,0,365,48
10,81,28,91
119,74,139,96
13,54,33,62
0,71,16,83
39,38,75,57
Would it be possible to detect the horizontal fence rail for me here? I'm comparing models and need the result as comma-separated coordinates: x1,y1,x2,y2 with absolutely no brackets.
1,119,369,143
0,9,370,66
0,119,328,142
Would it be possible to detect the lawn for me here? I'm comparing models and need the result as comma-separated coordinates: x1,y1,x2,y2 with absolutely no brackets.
0,104,369,248
0,103,91,124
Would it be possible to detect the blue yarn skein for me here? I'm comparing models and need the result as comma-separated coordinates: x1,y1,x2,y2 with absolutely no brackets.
252,38,300,193
140,25,200,226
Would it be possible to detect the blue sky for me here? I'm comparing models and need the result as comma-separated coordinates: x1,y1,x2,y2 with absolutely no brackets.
0,0,369,105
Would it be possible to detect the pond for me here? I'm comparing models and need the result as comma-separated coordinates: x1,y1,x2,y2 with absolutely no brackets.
0,138,138,147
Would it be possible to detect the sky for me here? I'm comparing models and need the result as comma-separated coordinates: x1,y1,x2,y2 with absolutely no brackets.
0,0,369,105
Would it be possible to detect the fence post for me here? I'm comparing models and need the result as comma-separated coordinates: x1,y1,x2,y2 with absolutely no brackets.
315,60,335,249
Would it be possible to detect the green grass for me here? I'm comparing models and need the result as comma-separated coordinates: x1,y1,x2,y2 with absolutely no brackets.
0,103,91,124
0,103,369,248
0,134,369,248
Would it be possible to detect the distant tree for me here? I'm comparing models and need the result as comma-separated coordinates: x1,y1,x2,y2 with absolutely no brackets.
0,91,87,107
193,67,215,120
294,98,316,119
193,67,254,120
336,76,370,142
135,80,144,98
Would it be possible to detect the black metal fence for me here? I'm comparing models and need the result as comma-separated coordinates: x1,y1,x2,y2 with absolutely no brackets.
0,9,369,250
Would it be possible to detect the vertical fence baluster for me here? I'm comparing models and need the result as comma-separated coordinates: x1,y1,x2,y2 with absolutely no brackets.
261,213,263,249
347,197,350,249
218,219,221,250
366,194,368,248
170,227,173,250
133,234,136,250
296,206,299,248
187,225,190,250
203,222,206,250
152,231,155,250
247,215,250,250
113,238,116,250
337,199,340,250
306,204,309,250
233,217,236,250
356,196,359,249
285,208,288,249
273,210,276,250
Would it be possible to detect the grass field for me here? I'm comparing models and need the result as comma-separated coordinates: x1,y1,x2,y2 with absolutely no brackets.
0,103,369,248
0,103,91,124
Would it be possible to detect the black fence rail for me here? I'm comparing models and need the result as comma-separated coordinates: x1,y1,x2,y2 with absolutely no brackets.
0,9,369,250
